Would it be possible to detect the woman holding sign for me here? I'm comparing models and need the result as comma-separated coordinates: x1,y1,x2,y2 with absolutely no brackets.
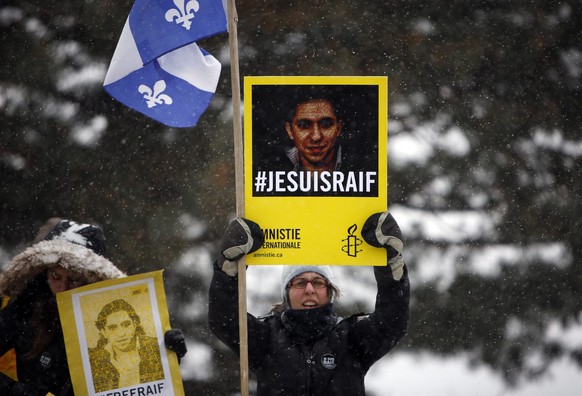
208,212,410,395
0,221,126,396
0,220,187,396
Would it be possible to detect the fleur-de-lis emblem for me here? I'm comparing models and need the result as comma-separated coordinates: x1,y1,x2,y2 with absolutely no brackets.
165,0,200,30
138,80,173,108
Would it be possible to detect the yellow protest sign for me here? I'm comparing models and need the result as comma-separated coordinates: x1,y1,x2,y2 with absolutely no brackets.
56,271,184,396
244,76,388,266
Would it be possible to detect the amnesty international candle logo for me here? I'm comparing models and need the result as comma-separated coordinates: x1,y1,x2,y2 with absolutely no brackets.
342,224,363,257
244,76,388,266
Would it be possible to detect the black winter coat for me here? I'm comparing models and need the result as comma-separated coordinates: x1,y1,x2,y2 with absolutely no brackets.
208,264,410,396
0,276,73,395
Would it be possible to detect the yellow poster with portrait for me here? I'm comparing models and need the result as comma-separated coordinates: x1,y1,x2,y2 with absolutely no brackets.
244,76,388,266
56,271,184,396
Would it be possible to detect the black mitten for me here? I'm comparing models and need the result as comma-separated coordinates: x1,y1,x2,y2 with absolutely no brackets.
165,328,187,359
362,212,405,280
218,218,264,276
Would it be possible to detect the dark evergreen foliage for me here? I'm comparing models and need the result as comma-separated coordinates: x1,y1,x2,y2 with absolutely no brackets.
1,0,581,393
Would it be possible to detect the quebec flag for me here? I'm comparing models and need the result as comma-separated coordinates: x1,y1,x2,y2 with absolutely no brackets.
104,0,228,127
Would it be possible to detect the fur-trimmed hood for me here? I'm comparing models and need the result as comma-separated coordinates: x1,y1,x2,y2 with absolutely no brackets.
0,239,126,298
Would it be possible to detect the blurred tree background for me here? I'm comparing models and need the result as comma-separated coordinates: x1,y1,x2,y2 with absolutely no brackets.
1,0,581,394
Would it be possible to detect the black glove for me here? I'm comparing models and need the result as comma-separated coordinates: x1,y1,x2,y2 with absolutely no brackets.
9,382,44,396
218,218,264,276
362,212,405,280
165,328,187,359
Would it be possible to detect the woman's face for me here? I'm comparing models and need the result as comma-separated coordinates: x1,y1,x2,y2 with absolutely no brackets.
47,265,87,294
287,272,331,310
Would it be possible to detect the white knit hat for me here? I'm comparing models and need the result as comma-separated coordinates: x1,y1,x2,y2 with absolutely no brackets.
281,265,333,301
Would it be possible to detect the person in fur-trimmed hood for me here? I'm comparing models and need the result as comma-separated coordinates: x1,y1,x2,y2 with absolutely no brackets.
0,221,126,396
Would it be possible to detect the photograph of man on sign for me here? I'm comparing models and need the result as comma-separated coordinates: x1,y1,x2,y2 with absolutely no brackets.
88,298,164,393
252,84,379,197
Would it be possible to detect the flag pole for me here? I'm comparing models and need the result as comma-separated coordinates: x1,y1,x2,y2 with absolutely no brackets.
226,0,250,395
